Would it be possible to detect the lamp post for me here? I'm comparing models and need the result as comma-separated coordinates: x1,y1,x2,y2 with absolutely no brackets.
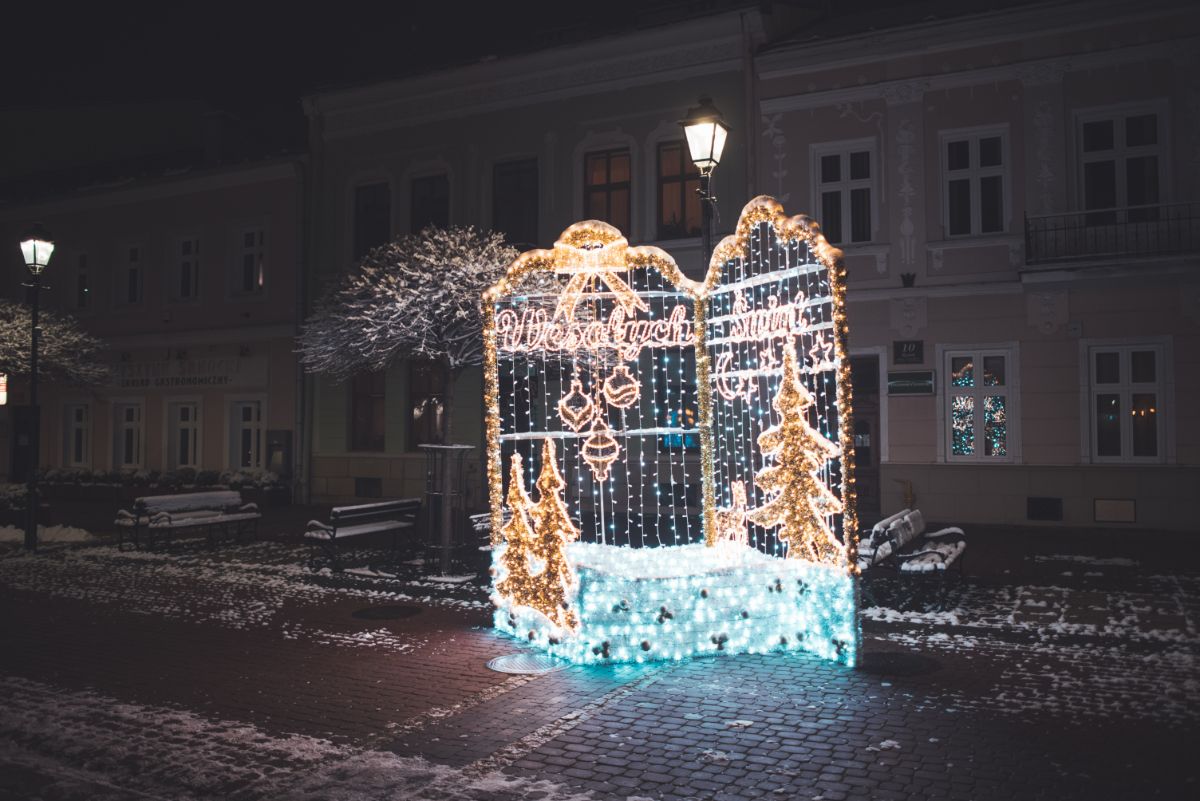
680,96,730,267
20,223,54,552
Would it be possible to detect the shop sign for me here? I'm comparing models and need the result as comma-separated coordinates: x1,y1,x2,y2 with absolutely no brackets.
887,370,935,395
111,356,267,390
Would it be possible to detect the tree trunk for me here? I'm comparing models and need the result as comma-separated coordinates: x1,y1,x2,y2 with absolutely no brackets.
438,364,458,575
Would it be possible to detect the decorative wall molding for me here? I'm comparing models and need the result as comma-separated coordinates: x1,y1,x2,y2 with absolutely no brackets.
761,113,790,203
895,119,917,267
759,38,1200,115
889,296,928,338
1031,99,1057,215
1015,59,1072,87
1026,290,1068,334
880,81,931,107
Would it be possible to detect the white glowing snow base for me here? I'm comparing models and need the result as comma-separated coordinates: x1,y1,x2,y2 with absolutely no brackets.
492,541,858,666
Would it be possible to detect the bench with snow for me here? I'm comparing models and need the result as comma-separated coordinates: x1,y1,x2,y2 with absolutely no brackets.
304,498,421,569
114,490,260,550
468,510,511,576
857,508,966,575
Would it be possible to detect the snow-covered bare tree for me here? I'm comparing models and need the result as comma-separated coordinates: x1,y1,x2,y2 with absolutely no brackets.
0,300,108,386
299,225,555,444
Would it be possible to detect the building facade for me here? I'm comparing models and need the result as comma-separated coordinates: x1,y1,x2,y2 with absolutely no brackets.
756,0,1199,529
0,159,305,484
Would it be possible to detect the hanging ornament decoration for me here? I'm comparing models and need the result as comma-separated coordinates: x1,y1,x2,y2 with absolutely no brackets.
581,418,621,481
484,197,859,668
557,378,596,432
602,364,640,409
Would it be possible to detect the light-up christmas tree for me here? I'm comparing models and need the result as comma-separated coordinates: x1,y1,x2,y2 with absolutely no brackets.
496,454,538,604
530,438,580,630
746,339,844,565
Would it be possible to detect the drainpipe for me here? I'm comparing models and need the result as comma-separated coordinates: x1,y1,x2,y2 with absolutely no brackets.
296,100,323,505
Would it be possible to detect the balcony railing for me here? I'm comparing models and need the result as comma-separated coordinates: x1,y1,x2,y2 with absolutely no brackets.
1024,201,1200,265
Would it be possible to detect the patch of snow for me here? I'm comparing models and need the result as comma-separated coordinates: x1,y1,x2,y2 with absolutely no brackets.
0,524,93,543
1034,554,1138,566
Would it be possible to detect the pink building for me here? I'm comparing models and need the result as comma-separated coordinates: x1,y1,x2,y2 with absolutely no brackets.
0,157,304,484
755,0,1199,529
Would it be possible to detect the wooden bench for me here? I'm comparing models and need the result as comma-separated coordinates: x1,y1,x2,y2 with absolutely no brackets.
114,490,260,550
858,508,965,608
304,498,421,569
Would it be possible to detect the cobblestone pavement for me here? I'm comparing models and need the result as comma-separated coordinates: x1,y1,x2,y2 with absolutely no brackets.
0,531,1196,801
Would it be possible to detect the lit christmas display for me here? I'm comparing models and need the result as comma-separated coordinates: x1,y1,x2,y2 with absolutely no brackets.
484,197,858,666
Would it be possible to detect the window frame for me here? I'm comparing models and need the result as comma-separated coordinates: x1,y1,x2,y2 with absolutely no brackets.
938,125,1011,238
1073,101,1170,217
62,402,92,468
164,397,203,469
227,396,267,470
349,371,387,453
655,139,701,242
491,157,540,247
116,243,145,307
583,147,632,235
410,172,451,233
111,399,144,471
230,225,266,298
352,180,393,261
169,234,202,304
810,137,879,246
1081,339,1169,464
938,343,1021,463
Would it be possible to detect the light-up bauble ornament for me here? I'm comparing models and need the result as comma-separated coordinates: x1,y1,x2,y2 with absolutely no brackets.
581,419,620,481
557,378,595,432
602,364,640,408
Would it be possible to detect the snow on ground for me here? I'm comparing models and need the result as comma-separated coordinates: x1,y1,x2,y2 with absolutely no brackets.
0,539,489,653
0,675,609,801
0,524,93,543
877,629,1199,728
861,579,1199,645
1033,554,1139,567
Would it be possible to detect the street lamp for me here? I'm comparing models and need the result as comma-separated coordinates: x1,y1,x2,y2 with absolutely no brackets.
20,223,53,552
679,96,730,267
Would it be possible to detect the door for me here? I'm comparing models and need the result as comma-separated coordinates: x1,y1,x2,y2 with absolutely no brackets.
849,356,881,529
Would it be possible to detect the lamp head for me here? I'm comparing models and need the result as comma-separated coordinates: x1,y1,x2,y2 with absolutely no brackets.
679,96,730,176
20,223,54,275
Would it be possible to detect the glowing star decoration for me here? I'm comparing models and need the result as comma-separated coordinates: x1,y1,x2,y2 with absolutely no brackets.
713,480,749,546
745,341,845,565
557,378,596,432
484,198,859,668
602,364,640,408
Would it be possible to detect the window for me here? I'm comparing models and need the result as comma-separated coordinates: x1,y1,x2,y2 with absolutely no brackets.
492,159,539,246
656,141,700,240
119,246,143,305
350,372,386,452
941,129,1008,236
408,361,445,449
1088,344,1164,461
230,400,264,468
584,148,631,234
945,349,1015,460
813,141,875,244
411,173,449,232
171,236,201,302
63,404,91,467
233,228,265,296
1078,108,1164,224
112,402,143,470
353,182,391,259
167,401,200,468
75,253,90,310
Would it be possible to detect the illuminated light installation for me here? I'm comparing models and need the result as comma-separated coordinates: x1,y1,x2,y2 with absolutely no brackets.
484,198,858,666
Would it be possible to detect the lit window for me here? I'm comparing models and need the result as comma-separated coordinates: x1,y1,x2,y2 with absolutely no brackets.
656,141,700,240
584,149,631,234
945,349,1016,461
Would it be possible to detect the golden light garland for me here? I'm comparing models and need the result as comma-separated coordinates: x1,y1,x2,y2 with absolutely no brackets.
482,197,859,573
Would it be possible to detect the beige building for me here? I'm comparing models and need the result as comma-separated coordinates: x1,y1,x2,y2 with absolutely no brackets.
0,158,305,484
756,0,1199,529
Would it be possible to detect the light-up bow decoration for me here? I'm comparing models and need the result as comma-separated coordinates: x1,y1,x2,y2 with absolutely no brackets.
551,225,649,321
